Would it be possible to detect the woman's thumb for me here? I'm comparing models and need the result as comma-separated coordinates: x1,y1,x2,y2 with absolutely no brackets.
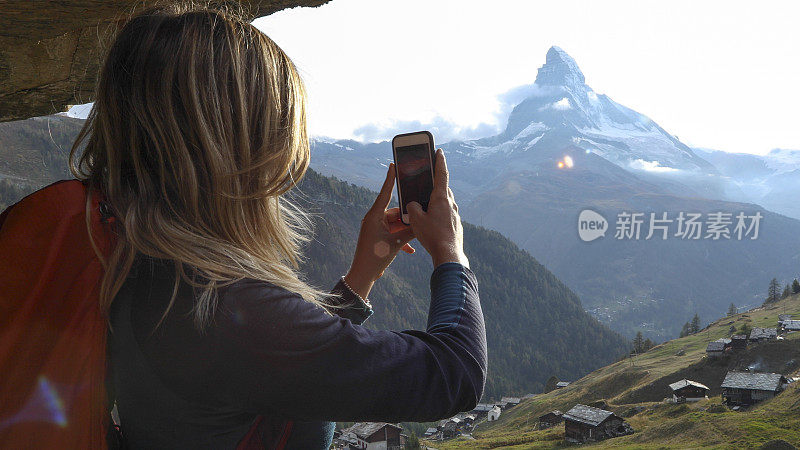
407,202,424,223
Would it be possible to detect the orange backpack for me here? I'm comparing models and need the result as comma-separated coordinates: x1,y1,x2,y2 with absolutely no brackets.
0,180,115,449
0,180,288,449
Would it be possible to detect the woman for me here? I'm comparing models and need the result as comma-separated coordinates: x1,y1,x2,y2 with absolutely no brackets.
70,3,486,448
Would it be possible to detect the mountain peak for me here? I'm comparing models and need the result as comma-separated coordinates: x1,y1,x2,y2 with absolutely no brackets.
535,46,585,87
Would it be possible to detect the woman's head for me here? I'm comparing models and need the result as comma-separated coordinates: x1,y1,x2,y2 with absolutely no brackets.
71,2,327,328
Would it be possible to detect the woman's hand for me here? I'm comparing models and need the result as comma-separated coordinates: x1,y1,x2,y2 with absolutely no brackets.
344,164,415,299
407,148,469,269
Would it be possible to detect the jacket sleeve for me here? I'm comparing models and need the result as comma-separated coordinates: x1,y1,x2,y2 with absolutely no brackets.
212,262,486,423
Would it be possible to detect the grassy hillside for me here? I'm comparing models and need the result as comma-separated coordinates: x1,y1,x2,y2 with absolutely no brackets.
433,293,800,448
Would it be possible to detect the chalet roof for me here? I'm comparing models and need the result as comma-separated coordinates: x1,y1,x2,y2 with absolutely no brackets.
778,314,792,321
424,427,438,435
783,320,800,331
523,393,537,399
472,403,494,412
706,341,726,352
563,404,616,427
539,410,563,418
556,381,571,387
669,379,710,392
501,396,521,403
721,371,787,392
750,327,777,340
342,422,401,439
731,334,748,340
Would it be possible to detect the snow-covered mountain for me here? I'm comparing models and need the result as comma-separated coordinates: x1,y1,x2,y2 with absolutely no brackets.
452,46,715,174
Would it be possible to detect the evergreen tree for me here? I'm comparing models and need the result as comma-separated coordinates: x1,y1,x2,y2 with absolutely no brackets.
727,303,737,316
406,432,421,450
793,279,800,295
690,314,701,334
783,284,791,299
767,278,781,303
544,376,560,394
643,338,654,352
679,322,691,338
632,331,645,354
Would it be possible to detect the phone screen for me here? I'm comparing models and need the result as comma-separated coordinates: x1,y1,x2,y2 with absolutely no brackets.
396,143,434,215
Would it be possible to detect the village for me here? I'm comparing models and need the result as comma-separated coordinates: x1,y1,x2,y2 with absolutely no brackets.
331,307,800,449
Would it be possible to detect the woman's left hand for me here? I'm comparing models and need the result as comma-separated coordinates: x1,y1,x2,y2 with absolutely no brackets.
344,163,415,299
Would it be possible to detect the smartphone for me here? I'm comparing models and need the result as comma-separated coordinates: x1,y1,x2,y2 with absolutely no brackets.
392,131,436,225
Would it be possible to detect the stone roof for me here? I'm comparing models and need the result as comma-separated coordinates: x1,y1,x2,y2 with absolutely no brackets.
750,327,777,340
556,381,571,387
706,341,726,352
563,404,616,427
783,320,800,331
341,422,401,439
669,379,710,392
721,371,786,392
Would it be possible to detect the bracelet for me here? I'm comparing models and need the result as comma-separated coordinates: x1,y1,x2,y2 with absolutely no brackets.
340,276,372,308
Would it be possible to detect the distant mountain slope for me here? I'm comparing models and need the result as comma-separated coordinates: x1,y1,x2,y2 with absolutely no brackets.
309,47,800,340
294,170,630,396
695,147,800,220
0,115,629,398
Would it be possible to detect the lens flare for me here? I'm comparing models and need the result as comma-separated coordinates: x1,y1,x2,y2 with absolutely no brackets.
564,156,574,168
557,161,564,169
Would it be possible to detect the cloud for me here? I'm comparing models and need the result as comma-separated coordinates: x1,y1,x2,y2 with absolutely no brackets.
351,83,552,144
353,117,498,144
629,159,680,173
552,97,571,110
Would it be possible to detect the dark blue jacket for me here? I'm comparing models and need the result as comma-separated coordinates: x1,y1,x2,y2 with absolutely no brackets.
109,256,486,449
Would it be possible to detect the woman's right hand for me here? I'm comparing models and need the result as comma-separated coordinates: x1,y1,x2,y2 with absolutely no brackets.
407,148,470,269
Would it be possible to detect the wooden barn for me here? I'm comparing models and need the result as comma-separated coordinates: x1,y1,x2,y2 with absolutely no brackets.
706,338,731,357
782,320,800,332
500,397,521,409
669,379,709,402
563,404,633,443
721,371,789,407
731,334,748,351
538,410,563,429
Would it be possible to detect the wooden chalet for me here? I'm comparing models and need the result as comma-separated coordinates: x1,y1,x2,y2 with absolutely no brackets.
731,334,748,351
781,320,800,332
338,422,402,450
563,404,633,443
721,371,789,407
749,327,777,343
668,379,709,402
706,338,731,357
538,410,563,429
500,396,521,409
470,403,494,417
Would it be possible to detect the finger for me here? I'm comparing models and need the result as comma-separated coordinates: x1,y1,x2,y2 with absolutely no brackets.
385,207,402,223
432,148,448,198
407,201,424,225
370,163,396,214
401,243,415,254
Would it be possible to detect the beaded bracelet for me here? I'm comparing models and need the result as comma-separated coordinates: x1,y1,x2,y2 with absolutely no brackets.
340,276,372,309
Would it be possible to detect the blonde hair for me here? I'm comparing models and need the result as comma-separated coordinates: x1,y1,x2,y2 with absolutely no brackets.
70,1,330,329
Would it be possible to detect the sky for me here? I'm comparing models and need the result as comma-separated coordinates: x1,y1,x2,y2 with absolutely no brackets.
249,0,800,155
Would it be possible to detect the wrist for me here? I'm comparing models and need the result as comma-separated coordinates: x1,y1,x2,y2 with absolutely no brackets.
343,269,375,300
432,249,469,269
